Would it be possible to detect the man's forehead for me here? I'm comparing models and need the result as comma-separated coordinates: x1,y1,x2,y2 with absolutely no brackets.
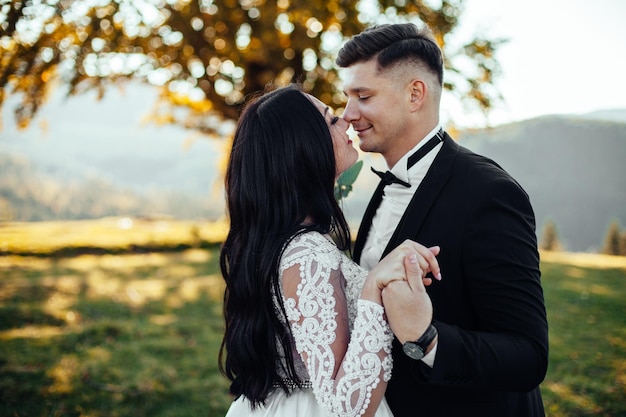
342,77,378,95
341,61,382,91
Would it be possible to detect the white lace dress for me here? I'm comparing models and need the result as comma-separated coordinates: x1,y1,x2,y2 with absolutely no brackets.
224,231,395,417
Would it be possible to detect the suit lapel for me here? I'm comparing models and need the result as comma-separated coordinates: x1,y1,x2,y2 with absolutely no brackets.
353,180,386,263
381,134,459,258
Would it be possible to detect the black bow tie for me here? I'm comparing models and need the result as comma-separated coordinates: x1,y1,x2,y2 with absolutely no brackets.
371,167,411,187
371,128,444,189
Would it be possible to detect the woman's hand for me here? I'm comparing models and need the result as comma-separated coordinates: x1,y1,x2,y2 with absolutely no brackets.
361,240,440,304
369,240,441,289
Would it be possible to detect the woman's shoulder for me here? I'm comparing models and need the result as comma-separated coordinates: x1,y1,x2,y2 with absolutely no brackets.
287,230,335,248
291,232,366,278
280,231,340,268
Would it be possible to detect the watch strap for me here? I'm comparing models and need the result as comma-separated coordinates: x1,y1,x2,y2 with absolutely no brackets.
415,323,437,349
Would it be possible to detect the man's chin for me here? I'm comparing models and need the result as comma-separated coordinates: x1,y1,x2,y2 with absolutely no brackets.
359,142,375,154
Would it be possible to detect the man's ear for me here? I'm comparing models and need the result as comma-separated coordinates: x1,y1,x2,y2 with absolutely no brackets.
409,79,426,111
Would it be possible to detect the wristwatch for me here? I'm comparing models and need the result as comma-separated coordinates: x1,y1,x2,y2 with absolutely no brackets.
402,324,438,360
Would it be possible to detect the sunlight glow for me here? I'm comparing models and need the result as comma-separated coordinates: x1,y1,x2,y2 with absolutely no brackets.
302,48,317,72
320,25,343,53
0,326,66,340
236,23,252,49
214,79,233,96
540,251,626,270
275,13,294,34
47,355,80,394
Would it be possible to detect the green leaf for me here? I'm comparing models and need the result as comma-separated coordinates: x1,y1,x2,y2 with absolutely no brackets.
335,160,363,201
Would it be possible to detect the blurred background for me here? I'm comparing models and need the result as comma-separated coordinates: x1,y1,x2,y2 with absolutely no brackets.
1,1,625,416
1,0,625,253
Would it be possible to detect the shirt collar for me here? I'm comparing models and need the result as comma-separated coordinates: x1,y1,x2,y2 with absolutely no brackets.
390,124,443,181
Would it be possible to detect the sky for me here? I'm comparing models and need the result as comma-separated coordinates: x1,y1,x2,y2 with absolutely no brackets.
446,0,626,127
4,0,626,132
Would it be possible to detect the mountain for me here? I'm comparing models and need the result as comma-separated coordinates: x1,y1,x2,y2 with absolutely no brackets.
340,112,626,253
451,115,626,252
0,84,226,221
1,85,223,195
580,108,626,123
1,84,625,252
0,153,218,221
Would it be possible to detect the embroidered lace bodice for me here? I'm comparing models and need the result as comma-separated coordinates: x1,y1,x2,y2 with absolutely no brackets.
275,231,394,417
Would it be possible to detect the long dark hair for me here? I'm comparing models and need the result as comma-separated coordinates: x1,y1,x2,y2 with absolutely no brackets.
218,84,351,407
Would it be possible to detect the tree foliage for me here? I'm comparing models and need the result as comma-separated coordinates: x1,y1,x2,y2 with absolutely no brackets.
1,0,504,134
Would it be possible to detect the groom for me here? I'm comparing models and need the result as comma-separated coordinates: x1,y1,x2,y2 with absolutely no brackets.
337,23,549,417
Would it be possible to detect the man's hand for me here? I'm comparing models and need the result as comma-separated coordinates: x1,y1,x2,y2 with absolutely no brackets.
382,252,435,344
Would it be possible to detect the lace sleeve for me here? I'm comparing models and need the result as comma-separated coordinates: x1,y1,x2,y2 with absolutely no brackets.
280,233,394,417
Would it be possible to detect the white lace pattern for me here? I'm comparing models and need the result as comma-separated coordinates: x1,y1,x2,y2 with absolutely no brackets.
278,232,394,417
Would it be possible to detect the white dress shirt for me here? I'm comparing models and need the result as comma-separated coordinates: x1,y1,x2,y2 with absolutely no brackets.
360,124,443,367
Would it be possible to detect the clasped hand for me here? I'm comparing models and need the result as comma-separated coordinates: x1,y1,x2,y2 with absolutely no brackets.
368,239,441,289
371,240,441,345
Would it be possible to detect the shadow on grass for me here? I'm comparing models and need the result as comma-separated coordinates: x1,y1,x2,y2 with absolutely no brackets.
0,250,232,417
540,260,626,417
1,250,625,417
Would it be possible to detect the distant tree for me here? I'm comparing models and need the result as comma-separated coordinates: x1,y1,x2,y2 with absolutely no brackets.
602,220,622,256
1,0,504,134
539,219,562,252
621,232,626,257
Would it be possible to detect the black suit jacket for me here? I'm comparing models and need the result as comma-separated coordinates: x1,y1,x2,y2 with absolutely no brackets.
354,134,549,417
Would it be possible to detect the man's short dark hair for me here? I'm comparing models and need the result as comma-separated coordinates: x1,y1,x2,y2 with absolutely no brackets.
336,23,443,85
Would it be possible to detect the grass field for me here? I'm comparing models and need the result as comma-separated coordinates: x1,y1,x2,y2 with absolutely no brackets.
0,218,228,256
0,226,625,416
0,250,231,416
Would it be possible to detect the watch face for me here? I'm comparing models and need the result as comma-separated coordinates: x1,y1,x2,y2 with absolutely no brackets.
403,342,425,360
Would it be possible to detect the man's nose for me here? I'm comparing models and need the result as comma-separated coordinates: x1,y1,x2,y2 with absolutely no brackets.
341,99,359,123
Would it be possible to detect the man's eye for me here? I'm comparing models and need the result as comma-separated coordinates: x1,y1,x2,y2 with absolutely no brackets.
358,96,370,101
331,116,340,125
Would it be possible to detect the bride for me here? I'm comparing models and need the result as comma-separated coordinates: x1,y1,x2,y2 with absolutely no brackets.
219,85,440,417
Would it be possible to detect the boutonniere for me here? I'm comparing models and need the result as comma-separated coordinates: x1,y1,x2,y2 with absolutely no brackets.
334,160,363,201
